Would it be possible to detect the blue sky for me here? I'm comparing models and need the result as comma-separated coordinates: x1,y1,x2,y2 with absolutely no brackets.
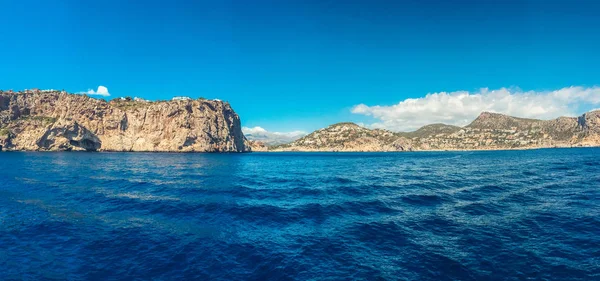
1,0,599,133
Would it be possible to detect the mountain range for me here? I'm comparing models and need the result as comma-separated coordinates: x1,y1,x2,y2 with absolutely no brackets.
242,127,306,146
264,110,600,152
1,90,599,152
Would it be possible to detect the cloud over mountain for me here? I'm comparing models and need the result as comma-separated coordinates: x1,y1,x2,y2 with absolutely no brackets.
242,126,306,145
352,86,600,131
84,86,110,97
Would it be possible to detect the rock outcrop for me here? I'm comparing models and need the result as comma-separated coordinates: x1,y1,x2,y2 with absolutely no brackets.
247,140,269,152
273,111,600,152
0,90,249,152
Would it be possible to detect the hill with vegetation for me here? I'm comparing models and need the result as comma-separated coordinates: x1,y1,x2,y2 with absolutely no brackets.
265,111,600,152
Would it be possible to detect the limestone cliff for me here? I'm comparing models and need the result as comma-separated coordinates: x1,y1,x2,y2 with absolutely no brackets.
0,91,249,152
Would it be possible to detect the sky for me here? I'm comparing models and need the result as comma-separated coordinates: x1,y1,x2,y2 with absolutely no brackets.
1,0,599,134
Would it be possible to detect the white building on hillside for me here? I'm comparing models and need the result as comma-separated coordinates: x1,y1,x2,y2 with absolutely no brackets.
172,96,192,101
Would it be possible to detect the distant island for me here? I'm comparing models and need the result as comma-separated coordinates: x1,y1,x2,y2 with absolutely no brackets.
1,90,599,152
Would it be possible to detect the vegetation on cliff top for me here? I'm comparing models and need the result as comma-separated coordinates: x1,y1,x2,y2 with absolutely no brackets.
0,90,248,152
0,128,11,136
397,123,462,139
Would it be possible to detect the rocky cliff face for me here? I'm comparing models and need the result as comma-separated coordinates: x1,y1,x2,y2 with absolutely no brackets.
0,91,249,152
577,110,600,145
272,111,600,152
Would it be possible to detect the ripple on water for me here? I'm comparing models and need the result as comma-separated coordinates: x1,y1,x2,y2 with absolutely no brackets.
455,201,504,216
401,193,451,206
0,149,598,280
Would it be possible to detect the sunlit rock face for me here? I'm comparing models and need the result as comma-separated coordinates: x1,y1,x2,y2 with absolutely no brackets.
0,91,249,152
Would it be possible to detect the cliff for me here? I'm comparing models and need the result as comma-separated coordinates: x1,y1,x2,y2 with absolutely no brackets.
271,111,600,152
0,91,249,152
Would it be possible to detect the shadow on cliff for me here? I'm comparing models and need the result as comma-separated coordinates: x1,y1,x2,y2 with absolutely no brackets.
36,119,102,151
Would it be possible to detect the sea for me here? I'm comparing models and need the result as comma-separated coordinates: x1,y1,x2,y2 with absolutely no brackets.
0,149,599,280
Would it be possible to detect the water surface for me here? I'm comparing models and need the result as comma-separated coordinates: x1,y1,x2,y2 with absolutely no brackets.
1,149,599,280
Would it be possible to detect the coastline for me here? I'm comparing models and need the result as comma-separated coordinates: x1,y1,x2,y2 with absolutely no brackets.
265,144,600,153
2,145,598,153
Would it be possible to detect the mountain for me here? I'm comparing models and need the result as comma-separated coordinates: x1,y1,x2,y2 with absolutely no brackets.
271,122,413,152
243,127,305,145
0,90,249,152
271,111,600,152
466,112,542,130
397,123,462,138
465,111,595,141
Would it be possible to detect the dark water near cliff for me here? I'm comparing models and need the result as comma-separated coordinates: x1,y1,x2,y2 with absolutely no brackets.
1,149,599,280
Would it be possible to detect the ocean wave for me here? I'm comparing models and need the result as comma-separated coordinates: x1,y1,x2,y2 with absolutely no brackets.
1,149,599,280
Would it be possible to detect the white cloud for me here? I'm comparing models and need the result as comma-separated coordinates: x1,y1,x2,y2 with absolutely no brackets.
242,126,268,135
243,126,306,145
351,86,600,131
84,86,110,97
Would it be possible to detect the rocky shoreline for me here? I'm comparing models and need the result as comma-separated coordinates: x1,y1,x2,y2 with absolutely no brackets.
261,145,598,153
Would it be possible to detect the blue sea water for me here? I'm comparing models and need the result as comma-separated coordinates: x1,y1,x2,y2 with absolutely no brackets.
0,149,599,280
